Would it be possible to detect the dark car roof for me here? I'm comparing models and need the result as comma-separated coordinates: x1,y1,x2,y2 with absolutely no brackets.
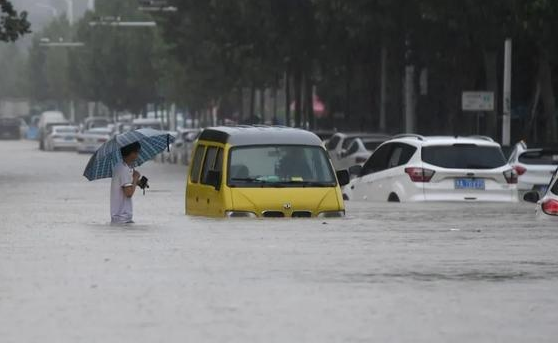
198,126,323,146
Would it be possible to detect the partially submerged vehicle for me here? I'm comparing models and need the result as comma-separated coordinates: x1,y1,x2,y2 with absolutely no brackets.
185,126,350,218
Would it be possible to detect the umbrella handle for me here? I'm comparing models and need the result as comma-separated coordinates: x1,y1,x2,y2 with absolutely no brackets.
167,134,170,152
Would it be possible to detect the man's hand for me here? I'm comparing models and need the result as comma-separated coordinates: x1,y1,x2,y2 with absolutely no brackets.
124,170,141,198
133,170,140,182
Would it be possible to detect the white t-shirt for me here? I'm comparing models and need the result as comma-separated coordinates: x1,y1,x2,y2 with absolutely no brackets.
110,162,134,224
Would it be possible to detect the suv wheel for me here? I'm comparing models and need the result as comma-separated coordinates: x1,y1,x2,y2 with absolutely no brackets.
388,193,400,203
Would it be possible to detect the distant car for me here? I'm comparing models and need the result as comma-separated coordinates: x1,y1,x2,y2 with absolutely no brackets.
133,118,164,131
38,111,68,150
44,125,79,151
326,132,391,170
170,128,201,164
83,117,111,131
344,135,518,203
524,169,558,219
77,127,113,154
508,141,558,196
312,130,337,143
337,136,389,170
0,117,22,140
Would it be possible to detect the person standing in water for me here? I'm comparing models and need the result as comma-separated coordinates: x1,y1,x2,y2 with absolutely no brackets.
110,142,141,224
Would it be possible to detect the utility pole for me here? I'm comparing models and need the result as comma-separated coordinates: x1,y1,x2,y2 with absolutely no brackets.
502,38,512,146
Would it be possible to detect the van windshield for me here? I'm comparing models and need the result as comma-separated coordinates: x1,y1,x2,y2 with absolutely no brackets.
422,144,506,169
228,145,336,187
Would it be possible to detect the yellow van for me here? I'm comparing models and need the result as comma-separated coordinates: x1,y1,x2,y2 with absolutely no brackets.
185,126,350,218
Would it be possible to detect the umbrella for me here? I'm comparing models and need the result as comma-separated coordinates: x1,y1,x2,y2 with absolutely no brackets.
83,128,176,181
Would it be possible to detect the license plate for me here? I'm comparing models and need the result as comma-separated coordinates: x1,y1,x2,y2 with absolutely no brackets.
455,178,485,190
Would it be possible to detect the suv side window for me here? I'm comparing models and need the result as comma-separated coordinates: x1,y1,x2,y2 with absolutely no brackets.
190,145,206,183
361,143,393,176
326,135,341,151
388,143,417,168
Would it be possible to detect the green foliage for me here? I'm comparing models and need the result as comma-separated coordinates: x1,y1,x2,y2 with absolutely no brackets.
0,0,31,42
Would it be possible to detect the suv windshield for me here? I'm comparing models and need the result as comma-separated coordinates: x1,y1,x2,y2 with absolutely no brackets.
228,145,336,187
422,144,506,169
519,150,558,165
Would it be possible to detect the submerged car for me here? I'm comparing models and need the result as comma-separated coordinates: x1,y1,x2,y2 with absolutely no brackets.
524,169,558,219
508,141,558,196
326,132,390,170
77,127,113,153
44,125,79,151
344,135,518,202
185,126,350,218
336,137,388,170
170,128,201,165
0,117,21,140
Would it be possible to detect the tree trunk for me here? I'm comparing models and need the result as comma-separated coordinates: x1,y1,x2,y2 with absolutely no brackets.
538,49,558,142
294,68,302,128
379,46,388,132
249,83,256,124
273,85,278,124
259,88,265,124
483,50,498,138
305,74,315,130
285,70,291,126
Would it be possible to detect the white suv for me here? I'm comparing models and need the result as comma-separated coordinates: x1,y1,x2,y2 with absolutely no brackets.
344,135,518,202
508,141,558,195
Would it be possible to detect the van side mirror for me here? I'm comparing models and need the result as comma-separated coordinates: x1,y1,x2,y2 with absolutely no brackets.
336,169,350,187
348,165,362,176
523,191,540,203
206,170,221,190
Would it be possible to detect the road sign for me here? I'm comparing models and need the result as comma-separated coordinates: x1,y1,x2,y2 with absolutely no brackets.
462,92,495,111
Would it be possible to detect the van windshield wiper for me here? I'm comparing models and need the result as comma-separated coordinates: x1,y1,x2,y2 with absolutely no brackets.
230,177,272,183
230,177,286,187
278,180,335,187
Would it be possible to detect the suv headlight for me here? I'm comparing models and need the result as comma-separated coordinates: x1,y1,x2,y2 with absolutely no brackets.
225,211,258,218
317,210,345,218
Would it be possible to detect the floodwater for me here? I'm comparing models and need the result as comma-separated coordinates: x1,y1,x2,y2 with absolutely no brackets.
1,140,557,343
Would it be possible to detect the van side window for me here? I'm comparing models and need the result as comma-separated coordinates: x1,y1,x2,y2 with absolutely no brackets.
201,147,218,185
361,143,392,175
190,145,206,183
214,148,223,172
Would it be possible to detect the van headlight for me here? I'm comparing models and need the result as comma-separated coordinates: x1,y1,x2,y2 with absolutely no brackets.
317,210,345,218
225,211,258,218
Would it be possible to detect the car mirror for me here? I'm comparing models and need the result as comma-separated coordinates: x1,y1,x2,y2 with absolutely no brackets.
523,191,540,203
348,165,363,176
336,169,350,187
206,170,221,190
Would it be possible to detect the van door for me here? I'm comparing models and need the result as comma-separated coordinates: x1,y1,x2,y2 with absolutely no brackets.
199,146,225,217
186,144,206,215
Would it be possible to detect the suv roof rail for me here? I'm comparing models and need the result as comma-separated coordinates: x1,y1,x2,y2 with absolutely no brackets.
393,133,425,141
468,135,495,142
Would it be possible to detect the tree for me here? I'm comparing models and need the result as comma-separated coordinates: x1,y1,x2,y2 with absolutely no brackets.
0,0,30,42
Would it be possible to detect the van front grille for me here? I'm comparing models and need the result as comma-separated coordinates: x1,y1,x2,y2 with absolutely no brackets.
292,211,312,218
262,211,285,218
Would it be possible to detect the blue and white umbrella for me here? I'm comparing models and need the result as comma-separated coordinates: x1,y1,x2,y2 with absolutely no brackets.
83,128,176,181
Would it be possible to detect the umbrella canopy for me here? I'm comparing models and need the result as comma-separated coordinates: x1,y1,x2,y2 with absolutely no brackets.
83,128,176,181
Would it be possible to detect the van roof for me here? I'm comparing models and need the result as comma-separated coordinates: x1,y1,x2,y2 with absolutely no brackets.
198,126,323,146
